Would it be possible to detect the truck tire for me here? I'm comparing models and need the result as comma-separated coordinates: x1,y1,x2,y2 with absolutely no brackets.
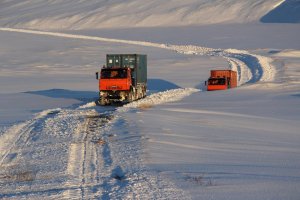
142,87,146,98
99,97,107,106
128,93,134,102
137,89,142,99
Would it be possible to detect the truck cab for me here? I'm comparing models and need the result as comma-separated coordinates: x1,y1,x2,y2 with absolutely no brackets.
96,54,147,105
206,70,237,91
99,67,132,91
207,77,228,91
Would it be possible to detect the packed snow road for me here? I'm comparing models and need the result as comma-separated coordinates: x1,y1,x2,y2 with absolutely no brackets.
0,89,195,199
0,106,112,198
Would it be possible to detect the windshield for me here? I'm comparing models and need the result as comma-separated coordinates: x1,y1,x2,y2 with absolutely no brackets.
208,78,226,85
101,69,127,79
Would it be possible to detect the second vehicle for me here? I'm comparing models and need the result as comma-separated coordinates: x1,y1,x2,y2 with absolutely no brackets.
206,70,237,91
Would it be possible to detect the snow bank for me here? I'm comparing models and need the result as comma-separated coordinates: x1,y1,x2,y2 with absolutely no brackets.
34,108,62,118
255,54,276,82
119,88,199,112
224,49,276,83
274,50,300,58
78,101,96,109
0,121,29,164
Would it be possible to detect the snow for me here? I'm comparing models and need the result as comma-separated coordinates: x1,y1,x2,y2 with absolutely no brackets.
1,0,300,199
137,89,300,200
0,0,283,29
274,50,300,58
78,101,97,109
224,49,276,83
273,0,286,9
0,93,79,126
0,27,277,86
71,24,300,50
120,88,200,111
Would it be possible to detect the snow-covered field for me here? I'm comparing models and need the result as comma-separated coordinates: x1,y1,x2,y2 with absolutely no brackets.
0,0,285,29
0,0,300,199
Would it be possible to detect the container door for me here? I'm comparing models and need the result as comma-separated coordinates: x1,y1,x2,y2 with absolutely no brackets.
137,55,147,84
122,55,136,69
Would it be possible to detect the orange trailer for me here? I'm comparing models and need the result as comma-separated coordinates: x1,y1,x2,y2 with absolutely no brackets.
206,70,237,91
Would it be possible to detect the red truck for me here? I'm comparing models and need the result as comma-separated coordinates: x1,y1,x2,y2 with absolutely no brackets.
96,54,147,105
206,70,237,91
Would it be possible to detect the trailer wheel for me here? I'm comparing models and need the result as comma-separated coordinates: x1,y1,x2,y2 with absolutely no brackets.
137,89,142,99
142,87,146,98
128,93,134,102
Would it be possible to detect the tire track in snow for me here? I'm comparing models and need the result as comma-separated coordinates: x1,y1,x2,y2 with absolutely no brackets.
0,111,66,197
0,27,275,85
63,89,197,199
0,88,197,199
223,49,275,84
0,107,97,198
0,108,61,165
62,109,116,199
226,57,252,86
0,106,117,199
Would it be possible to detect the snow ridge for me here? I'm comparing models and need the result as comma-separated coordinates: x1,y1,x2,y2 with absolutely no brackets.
78,101,97,109
120,88,200,112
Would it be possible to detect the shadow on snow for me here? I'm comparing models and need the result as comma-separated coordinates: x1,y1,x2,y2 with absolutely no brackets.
260,0,300,23
24,89,98,102
25,79,180,101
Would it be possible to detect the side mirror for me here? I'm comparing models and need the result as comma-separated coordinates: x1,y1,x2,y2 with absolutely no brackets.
96,72,99,80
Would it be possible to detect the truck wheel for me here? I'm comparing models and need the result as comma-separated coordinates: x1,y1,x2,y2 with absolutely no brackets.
128,88,136,102
100,97,107,106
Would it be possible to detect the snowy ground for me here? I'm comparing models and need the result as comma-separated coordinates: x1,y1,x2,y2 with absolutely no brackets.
134,89,300,200
0,0,300,199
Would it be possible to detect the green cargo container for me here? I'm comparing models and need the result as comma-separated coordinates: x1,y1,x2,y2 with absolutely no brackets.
106,54,147,86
